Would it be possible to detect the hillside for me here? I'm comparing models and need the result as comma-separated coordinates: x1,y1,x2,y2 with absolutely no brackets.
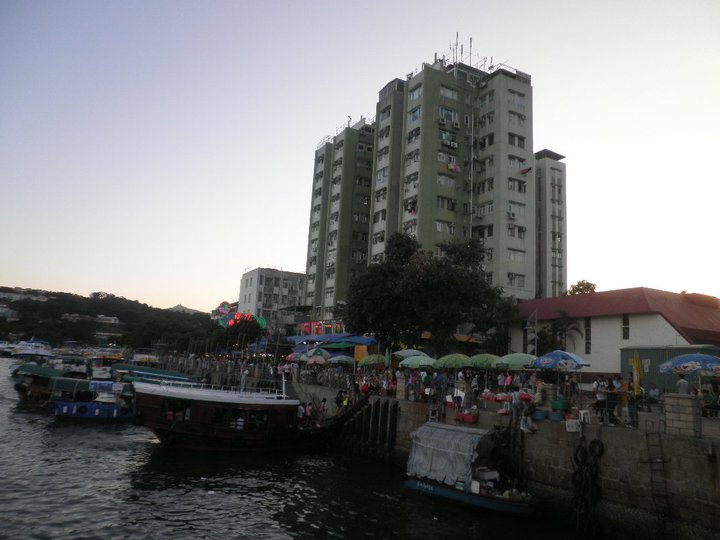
0,286,216,349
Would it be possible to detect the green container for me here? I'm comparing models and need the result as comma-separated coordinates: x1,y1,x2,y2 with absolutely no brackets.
551,399,570,411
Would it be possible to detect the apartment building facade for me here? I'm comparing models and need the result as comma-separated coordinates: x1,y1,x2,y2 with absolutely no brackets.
303,56,567,319
534,149,568,298
238,268,305,334
304,120,375,320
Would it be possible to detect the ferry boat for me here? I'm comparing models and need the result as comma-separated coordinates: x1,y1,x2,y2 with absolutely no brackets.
406,422,535,515
133,377,366,451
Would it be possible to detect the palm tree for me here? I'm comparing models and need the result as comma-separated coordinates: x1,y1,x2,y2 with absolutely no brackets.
535,310,583,354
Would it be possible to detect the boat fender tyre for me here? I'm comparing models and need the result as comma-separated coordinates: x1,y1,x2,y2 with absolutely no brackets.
78,406,88,414
571,470,582,487
573,445,588,466
589,439,605,459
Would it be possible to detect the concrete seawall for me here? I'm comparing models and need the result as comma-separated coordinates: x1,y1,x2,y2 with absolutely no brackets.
322,392,719,540
160,358,718,539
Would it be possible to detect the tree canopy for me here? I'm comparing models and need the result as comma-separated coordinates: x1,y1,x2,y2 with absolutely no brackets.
566,280,597,295
343,234,517,356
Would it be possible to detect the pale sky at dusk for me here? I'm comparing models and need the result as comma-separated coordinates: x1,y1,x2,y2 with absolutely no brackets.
2,1,719,312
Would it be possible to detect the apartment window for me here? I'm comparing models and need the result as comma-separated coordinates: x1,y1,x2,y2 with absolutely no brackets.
622,314,630,340
585,317,592,354
409,84,422,101
485,248,493,260
508,178,527,193
478,178,494,192
379,107,391,121
479,111,494,127
508,111,526,127
435,220,455,235
408,105,422,123
508,155,525,171
479,91,494,108
372,209,387,223
507,272,525,287
508,133,526,148
508,89,526,108
376,167,388,185
478,201,494,216
479,156,494,173
479,133,494,150
436,174,455,188
507,249,525,263
438,106,458,123
439,86,458,100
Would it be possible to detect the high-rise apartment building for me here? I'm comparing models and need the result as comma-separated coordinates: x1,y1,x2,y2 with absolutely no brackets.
305,120,375,320
534,149,567,297
238,268,305,333
303,55,567,319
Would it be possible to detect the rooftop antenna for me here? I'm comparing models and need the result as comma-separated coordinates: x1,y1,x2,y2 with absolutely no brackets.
469,37,472,65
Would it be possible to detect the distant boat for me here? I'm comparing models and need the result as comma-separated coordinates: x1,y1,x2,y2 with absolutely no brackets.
133,377,367,451
406,423,535,515
8,340,55,373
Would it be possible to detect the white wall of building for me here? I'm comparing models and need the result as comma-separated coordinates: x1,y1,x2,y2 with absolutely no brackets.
511,313,690,373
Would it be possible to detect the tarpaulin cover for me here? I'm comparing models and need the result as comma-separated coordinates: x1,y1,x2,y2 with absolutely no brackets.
407,423,489,487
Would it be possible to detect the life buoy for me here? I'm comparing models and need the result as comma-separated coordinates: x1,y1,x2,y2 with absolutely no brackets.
573,444,588,466
589,439,605,459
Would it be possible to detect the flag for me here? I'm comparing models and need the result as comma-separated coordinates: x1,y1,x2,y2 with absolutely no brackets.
519,167,532,175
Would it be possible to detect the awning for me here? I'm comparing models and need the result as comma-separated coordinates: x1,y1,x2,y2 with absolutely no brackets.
407,423,490,487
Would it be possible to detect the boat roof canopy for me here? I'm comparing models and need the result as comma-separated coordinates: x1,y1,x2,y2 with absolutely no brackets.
407,423,491,487
15,364,68,379
112,363,193,381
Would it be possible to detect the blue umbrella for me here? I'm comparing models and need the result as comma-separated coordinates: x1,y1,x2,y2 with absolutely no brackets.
657,353,720,377
531,350,589,371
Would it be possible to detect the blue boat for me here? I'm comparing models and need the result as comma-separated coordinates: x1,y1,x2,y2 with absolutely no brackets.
51,378,135,422
406,423,534,515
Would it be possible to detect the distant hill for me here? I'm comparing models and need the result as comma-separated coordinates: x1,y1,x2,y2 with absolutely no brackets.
0,286,216,349
167,304,205,315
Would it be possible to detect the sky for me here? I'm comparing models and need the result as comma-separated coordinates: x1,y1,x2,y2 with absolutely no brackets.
1,1,719,312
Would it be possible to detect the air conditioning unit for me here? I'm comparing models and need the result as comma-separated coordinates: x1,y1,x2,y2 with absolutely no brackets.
450,141,458,148
508,211,517,219
453,121,460,129
439,118,447,125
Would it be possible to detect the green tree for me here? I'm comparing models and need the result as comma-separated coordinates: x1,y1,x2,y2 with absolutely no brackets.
566,280,596,295
535,310,583,354
344,234,517,356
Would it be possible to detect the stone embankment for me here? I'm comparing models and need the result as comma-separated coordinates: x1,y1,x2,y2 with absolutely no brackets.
159,356,718,540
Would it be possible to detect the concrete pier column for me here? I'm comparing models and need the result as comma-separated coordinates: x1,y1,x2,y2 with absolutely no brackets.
664,393,702,437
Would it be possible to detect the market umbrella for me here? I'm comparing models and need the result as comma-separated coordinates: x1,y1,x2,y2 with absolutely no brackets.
657,353,720,377
392,349,428,359
329,355,356,366
305,347,330,359
469,353,499,369
435,353,472,369
285,352,303,363
399,355,436,369
494,353,536,371
530,350,589,402
306,356,327,366
357,354,387,368
530,350,589,371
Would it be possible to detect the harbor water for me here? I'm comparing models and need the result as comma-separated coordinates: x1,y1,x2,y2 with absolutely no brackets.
0,359,571,539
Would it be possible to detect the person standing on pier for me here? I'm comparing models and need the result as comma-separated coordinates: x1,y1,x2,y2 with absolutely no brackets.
675,373,690,394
